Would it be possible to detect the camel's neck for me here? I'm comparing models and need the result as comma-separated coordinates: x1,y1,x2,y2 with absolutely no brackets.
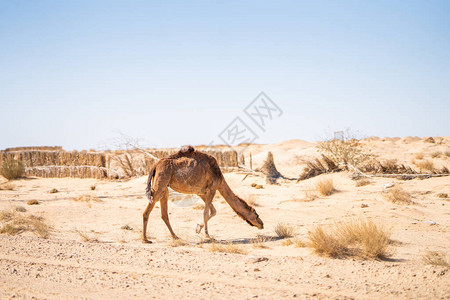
217,179,254,221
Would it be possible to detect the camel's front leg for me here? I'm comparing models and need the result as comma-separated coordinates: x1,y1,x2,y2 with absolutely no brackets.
202,203,216,238
196,192,216,238
160,188,179,240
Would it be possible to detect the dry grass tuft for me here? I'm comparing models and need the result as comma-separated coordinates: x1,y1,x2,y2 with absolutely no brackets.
303,185,317,202
251,235,270,248
27,200,39,205
275,223,295,238
49,188,58,194
294,238,307,248
355,179,371,187
169,239,188,247
73,194,101,202
308,219,391,259
76,230,99,243
316,178,335,196
281,238,293,246
0,209,50,238
0,182,14,190
415,160,434,172
422,251,449,267
90,185,96,190
430,151,441,158
382,186,412,204
414,153,424,160
209,242,247,255
15,206,27,212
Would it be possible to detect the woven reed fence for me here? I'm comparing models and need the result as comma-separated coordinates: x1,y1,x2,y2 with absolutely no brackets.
0,148,238,179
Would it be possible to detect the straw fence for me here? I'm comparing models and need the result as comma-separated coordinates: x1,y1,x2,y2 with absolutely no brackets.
0,147,238,179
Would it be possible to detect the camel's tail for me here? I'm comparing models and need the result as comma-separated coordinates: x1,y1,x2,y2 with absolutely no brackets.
217,179,256,226
145,166,156,203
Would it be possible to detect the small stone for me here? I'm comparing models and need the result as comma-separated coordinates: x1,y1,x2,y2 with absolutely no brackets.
246,256,269,263
361,204,369,208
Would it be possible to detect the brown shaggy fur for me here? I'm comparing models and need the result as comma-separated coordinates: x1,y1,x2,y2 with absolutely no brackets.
142,146,263,243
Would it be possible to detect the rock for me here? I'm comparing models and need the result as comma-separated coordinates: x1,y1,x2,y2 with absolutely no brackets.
246,256,269,263
361,204,369,208
384,182,395,189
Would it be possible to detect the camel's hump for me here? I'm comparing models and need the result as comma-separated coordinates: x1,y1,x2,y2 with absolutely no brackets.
179,145,195,154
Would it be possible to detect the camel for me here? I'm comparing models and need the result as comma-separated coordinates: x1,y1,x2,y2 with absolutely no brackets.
142,145,264,243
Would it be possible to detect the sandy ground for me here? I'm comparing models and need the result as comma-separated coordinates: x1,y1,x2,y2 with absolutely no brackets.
1,137,449,299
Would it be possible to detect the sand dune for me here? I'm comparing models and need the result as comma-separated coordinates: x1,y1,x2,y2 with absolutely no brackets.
1,137,449,299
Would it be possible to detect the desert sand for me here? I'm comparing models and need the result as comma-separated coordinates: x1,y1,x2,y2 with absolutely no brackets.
1,137,449,299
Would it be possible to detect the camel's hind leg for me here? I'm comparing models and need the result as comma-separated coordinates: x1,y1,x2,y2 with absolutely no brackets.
142,163,172,243
142,200,157,243
160,187,179,240
196,191,217,238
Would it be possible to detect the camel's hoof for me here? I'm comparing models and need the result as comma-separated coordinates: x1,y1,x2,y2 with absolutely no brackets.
195,224,203,234
172,236,180,240
142,239,153,244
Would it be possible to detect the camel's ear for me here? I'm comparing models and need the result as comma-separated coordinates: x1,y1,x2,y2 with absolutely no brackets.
246,220,255,227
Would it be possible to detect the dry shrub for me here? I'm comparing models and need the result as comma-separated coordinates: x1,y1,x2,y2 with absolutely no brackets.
422,251,449,267
415,160,434,172
316,178,335,196
317,138,370,168
355,179,371,187
308,219,391,259
209,242,247,254
0,209,50,238
0,182,14,190
437,193,448,198
90,185,96,190
297,155,341,181
275,223,294,238
382,186,412,204
0,158,24,180
430,151,441,158
360,159,416,175
251,235,270,248
415,153,424,160
49,188,58,194
27,200,39,205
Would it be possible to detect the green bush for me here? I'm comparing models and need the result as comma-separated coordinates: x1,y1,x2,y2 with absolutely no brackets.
0,158,25,180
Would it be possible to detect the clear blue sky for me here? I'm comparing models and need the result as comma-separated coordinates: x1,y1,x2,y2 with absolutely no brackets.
1,0,449,150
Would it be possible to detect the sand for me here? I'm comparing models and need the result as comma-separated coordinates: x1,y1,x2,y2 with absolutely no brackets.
0,137,449,299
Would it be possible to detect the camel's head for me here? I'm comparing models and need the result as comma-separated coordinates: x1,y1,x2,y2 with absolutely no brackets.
246,208,264,230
